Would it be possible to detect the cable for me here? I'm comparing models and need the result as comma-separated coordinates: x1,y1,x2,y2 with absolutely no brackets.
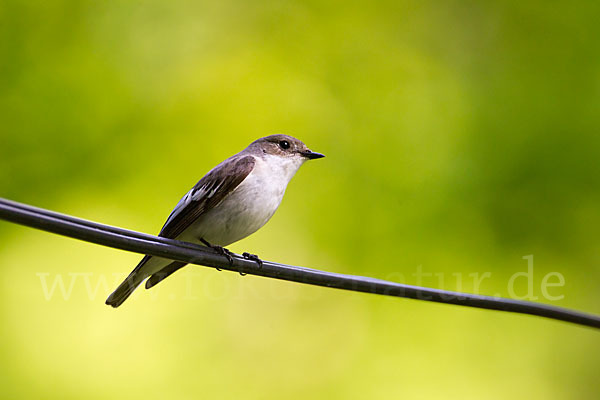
0,197,599,329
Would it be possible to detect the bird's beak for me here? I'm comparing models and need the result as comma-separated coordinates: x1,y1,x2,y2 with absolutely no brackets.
301,150,325,160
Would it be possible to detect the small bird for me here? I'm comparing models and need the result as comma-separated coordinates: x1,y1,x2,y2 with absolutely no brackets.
106,134,324,307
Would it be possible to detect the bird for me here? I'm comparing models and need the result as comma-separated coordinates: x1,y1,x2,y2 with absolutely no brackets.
105,134,324,307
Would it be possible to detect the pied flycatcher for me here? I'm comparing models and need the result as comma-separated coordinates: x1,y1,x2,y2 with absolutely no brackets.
106,134,324,307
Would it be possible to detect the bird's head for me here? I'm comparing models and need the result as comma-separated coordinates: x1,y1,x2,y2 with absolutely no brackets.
247,134,325,179
250,134,325,161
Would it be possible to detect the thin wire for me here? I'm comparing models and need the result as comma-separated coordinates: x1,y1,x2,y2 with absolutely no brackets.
0,197,599,329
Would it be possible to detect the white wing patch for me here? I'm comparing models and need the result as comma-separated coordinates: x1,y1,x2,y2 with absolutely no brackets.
164,180,225,228
206,183,222,199
157,155,256,239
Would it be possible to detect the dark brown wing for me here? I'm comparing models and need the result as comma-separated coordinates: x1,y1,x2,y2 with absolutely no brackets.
158,155,256,239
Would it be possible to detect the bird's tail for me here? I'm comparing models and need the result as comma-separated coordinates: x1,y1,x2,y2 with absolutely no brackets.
145,261,188,289
106,255,154,308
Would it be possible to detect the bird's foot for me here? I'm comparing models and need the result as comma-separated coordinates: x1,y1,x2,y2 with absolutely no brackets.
200,238,234,271
211,245,247,276
243,252,263,269
212,245,234,269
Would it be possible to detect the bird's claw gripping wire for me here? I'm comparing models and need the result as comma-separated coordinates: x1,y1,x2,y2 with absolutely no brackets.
200,238,248,276
243,252,263,270
212,246,234,270
201,238,234,272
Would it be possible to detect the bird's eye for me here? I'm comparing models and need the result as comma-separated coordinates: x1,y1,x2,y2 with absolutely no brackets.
279,140,290,150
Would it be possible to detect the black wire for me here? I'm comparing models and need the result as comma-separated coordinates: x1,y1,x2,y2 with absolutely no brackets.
0,197,599,329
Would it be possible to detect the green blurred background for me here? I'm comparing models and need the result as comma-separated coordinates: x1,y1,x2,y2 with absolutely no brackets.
1,0,599,398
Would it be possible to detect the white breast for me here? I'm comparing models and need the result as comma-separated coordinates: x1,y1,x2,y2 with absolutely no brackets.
181,154,305,246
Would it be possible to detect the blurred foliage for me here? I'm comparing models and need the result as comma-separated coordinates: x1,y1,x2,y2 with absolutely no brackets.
1,0,599,399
